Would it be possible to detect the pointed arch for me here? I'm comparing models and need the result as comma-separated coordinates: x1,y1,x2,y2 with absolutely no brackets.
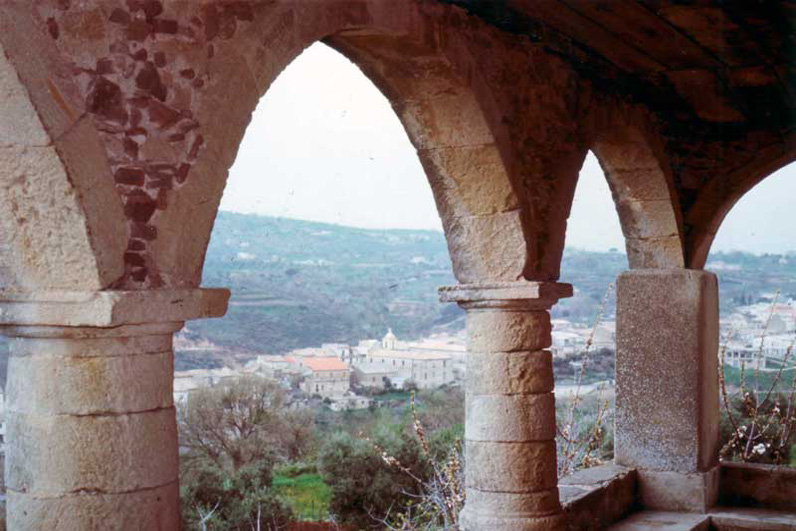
153,4,528,287
588,107,686,269
684,135,796,269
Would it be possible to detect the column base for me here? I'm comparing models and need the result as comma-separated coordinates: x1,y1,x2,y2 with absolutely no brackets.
7,481,179,531
461,506,566,531
638,467,720,513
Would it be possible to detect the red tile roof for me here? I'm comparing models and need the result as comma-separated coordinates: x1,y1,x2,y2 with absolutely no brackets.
301,357,349,372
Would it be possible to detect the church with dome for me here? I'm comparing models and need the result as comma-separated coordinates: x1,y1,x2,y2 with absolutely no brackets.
351,328,460,390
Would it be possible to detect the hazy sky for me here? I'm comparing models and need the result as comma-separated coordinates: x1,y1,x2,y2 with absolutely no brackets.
222,43,795,255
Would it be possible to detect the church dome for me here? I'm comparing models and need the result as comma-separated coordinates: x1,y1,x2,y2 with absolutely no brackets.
382,328,398,349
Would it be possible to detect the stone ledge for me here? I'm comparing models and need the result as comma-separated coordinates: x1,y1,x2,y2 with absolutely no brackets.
710,507,796,530
0,288,229,327
607,508,796,531
439,281,572,308
606,511,710,531
719,462,796,511
560,464,638,530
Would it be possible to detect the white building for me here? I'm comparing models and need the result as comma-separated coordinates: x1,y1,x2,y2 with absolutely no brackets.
244,355,296,379
297,356,351,398
354,329,458,390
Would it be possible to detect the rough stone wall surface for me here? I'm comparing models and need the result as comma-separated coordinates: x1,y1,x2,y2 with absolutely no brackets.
26,0,261,288
0,9,127,291
1,0,704,291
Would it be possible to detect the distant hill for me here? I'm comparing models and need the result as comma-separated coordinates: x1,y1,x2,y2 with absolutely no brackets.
180,211,796,369
189,212,463,364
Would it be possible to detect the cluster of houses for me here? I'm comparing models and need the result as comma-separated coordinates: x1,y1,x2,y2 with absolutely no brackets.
171,297,795,408
173,329,466,409
549,319,616,358
720,298,796,370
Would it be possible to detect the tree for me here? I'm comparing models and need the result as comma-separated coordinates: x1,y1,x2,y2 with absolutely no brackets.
178,376,315,470
177,377,314,530
279,407,317,462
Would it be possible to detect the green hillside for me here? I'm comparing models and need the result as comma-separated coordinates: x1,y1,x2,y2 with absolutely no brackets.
190,212,462,358
180,211,796,368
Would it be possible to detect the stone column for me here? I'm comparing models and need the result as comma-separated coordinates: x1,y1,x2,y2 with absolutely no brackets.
0,289,228,530
615,269,720,512
440,281,572,531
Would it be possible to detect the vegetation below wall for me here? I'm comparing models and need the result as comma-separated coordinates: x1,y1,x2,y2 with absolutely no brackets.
177,378,467,529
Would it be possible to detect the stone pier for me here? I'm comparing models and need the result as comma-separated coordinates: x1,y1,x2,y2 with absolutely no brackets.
0,289,228,530
615,269,720,512
441,281,572,531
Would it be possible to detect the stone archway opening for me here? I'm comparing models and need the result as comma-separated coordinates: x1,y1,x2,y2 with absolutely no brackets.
703,161,796,469
553,150,623,477
184,40,463,368
175,39,472,527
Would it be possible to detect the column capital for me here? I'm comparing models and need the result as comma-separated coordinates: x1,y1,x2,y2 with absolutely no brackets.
0,288,229,328
439,281,572,310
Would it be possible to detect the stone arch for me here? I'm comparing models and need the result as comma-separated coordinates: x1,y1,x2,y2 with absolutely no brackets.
0,6,126,291
585,104,686,269
153,2,527,287
684,135,796,269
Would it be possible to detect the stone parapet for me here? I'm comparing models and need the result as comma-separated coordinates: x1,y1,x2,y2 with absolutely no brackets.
560,464,638,530
719,462,796,512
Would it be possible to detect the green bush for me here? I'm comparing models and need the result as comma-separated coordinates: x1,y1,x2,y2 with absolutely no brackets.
318,430,429,529
180,460,293,530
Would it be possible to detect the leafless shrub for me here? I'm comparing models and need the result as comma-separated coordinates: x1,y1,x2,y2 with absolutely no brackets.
719,291,796,465
371,393,464,531
556,284,613,478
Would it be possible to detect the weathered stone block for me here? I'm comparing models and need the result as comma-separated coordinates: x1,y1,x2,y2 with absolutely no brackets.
615,269,719,474
615,199,679,239
419,144,519,217
7,349,173,415
465,393,556,442
443,210,528,284
467,310,551,353
5,407,178,494
0,42,51,146
466,488,560,516
466,440,558,492
7,481,179,531
638,468,719,513
466,350,554,395
0,145,110,290
399,92,495,149
9,333,172,358
625,236,685,269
